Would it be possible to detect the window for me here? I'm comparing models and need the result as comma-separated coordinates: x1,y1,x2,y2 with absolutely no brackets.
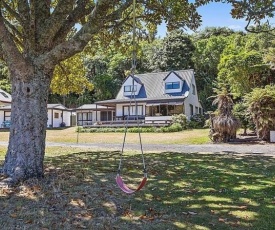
124,85,137,92
189,104,194,116
54,113,59,118
146,104,184,116
77,113,82,120
123,105,143,116
0,92,9,98
146,105,160,116
165,82,180,90
192,84,196,95
167,104,184,115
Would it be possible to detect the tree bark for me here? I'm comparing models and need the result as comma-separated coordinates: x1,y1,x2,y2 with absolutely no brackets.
3,66,52,183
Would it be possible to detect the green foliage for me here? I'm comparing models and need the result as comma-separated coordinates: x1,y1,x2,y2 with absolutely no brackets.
172,114,188,129
188,114,206,129
51,54,93,95
141,30,195,72
0,62,11,93
244,85,275,141
233,102,254,134
210,87,239,142
78,124,184,133
162,30,195,71
192,27,240,40
217,32,275,97
192,33,230,110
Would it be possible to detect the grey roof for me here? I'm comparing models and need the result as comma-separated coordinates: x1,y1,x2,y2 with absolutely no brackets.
0,104,71,111
47,104,68,110
116,69,193,100
76,104,114,110
0,89,12,103
96,70,194,105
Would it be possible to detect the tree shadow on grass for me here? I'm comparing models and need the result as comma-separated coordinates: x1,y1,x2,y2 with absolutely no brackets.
0,151,274,229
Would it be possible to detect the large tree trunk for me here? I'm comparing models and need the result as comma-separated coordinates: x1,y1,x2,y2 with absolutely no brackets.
3,67,52,183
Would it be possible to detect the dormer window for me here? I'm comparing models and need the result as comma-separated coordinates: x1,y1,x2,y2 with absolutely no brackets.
165,82,180,90
122,75,142,96
163,71,184,94
124,85,137,92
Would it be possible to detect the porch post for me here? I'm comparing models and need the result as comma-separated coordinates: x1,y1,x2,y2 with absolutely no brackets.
96,104,98,121
107,106,109,121
51,109,54,128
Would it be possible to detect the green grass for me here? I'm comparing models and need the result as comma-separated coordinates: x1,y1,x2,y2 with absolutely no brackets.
0,127,211,144
1,148,274,229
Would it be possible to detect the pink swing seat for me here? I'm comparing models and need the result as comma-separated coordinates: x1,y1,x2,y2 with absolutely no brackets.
116,174,147,194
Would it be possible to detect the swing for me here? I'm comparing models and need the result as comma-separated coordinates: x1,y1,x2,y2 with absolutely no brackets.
116,0,147,194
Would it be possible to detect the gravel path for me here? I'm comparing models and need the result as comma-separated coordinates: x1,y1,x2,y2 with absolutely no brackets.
1,141,275,157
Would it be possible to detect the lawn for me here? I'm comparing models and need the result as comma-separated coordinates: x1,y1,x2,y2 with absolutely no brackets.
0,144,274,229
0,127,210,145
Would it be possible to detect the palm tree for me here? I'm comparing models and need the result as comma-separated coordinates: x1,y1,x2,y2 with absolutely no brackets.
209,87,239,143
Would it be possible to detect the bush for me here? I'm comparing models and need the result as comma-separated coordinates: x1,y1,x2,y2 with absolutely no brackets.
188,114,206,129
171,114,188,129
77,125,182,133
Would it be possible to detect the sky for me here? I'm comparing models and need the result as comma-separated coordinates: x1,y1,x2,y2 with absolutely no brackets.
157,2,275,37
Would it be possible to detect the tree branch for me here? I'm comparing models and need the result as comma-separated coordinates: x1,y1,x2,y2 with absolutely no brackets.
0,12,30,77
31,0,51,48
1,1,23,24
39,0,76,47
40,0,133,67
17,0,30,31
52,0,92,46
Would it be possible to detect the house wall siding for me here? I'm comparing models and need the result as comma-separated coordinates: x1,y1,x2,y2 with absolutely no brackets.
184,74,202,119
0,110,4,124
47,109,71,128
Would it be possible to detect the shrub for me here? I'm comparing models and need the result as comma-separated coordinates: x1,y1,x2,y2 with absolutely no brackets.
77,125,182,133
244,85,275,141
188,114,206,129
171,114,188,129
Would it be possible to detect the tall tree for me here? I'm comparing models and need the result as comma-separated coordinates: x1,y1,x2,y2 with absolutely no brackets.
192,31,230,110
217,32,275,97
0,0,201,183
163,30,195,71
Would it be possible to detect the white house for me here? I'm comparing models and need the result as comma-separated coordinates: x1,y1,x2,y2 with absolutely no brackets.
47,104,73,128
0,103,74,128
81,69,203,125
75,104,115,126
0,89,12,107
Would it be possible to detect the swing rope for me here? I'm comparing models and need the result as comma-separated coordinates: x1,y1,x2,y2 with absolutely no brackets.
116,0,147,194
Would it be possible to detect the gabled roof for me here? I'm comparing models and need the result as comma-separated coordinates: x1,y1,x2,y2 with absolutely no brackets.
96,69,194,106
47,104,68,110
116,69,194,100
0,89,12,103
0,104,71,111
122,74,143,85
76,104,114,110
163,71,184,81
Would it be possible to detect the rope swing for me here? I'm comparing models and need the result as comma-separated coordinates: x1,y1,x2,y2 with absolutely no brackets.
116,0,147,194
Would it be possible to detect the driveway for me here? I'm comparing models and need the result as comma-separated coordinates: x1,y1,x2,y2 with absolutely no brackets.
0,141,274,157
